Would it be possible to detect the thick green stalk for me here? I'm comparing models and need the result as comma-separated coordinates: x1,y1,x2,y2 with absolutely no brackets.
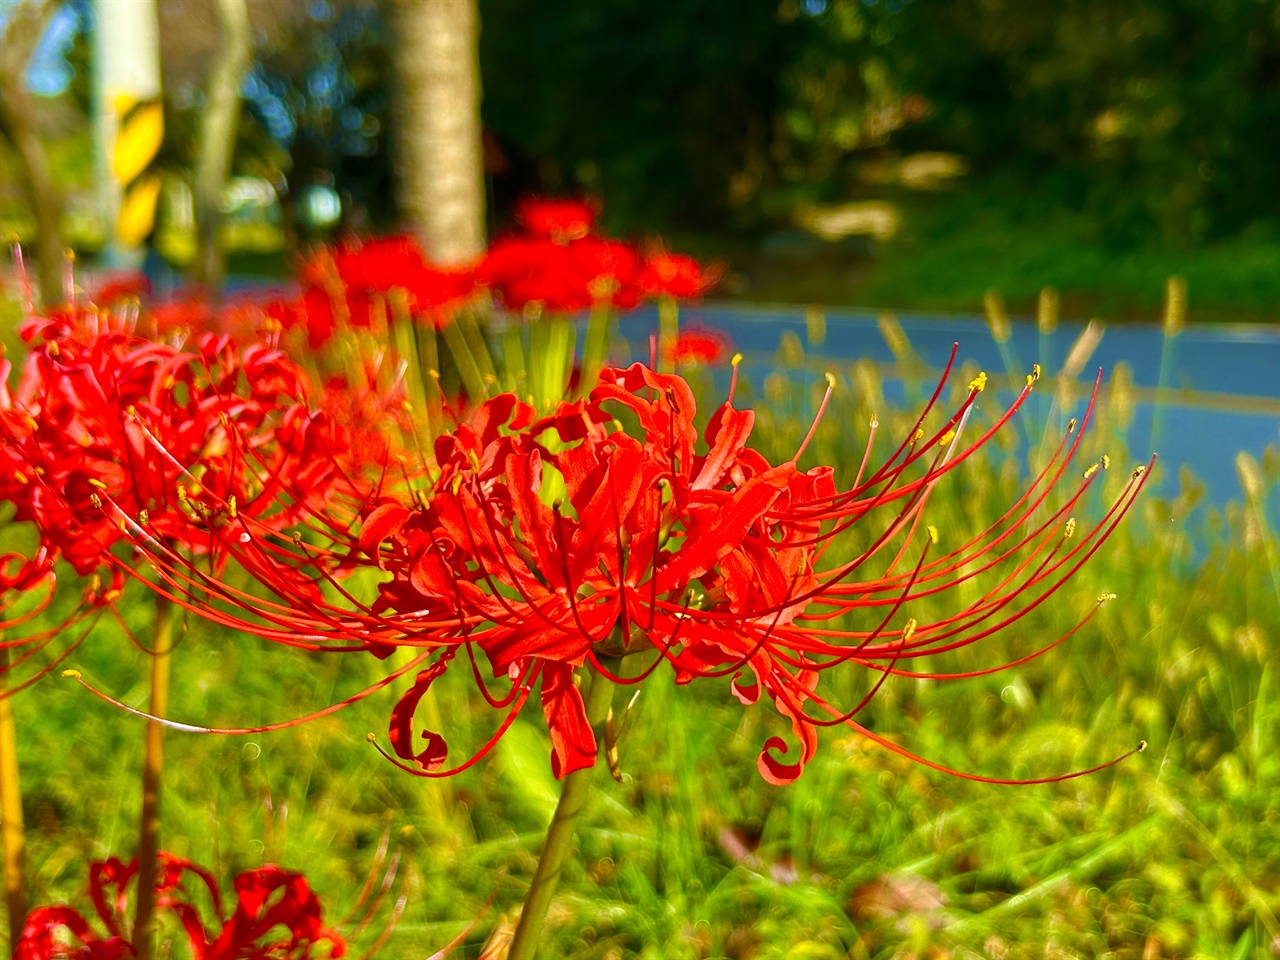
500,324,526,395
440,320,488,405
0,643,27,948
506,664,616,960
657,296,678,374
543,317,575,411
132,595,174,960
579,304,611,398
456,310,498,385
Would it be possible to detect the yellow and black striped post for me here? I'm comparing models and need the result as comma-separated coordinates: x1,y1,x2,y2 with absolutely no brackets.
112,95,164,248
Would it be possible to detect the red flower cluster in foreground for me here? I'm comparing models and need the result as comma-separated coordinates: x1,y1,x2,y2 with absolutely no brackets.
16,854,344,960
85,350,1150,786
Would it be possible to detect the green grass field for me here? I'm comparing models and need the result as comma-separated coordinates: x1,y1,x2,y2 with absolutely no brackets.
3,337,1278,960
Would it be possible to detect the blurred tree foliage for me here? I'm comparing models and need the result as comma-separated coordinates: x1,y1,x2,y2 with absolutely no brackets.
886,0,1280,246
477,0,1280,246
478,0,908,230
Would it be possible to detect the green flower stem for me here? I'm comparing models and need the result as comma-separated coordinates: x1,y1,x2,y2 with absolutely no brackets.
501,324,526,396
391,312,431,444
528,319,549,409
457,309,498,386
416,320,445,442
657,296,678,374
132,594,174,960
544,316,575,410
441,319,488,404
507,662,617,960
0,642,27,949
579,304,612,398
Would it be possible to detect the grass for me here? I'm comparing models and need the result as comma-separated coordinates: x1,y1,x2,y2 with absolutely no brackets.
2,333,1279,959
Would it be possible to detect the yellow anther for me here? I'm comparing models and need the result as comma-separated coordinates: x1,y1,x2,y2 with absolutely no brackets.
117,518,128,533
402,400,413,412
366,733,377,743
451,474,464,495
177,483,189,501
1132,465,1146,479
137,509,149,526
927,525,939,545
731,353,744,368
88,478,107,490
1032,363,1042,381
47,341,59,357
90,493,102,509
1026,374,1035,387
1097,592,1117,603
78,434,92,447
1067,418,1077,433
292,531,303,546
1137,740,1148,752
126,405,138,420
1101,454,1111,470
427,368,441,381
938,430,956,447
1083,462,1099,479
901,618,917,644
1064,517,1077,539
824,371,836,389
12,470,26,485
968,371,988,393
227,495,237,519
62,669,81,680
911,428,924,443
869,413,878,428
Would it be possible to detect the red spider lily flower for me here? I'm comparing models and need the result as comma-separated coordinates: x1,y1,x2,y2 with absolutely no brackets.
481,235,640,314
91,273,150,307
665,328,731,367
513,195,597,244
1,308,350,586
637,250,723,301
92,348,1150,788
15,854,345,960
297,236,479,346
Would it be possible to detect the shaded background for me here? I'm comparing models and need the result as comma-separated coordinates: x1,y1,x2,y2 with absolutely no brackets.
3,0,1280,319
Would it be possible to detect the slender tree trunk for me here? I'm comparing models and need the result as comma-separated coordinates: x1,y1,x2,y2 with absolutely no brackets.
193,0,251,291
393,0,487,265
0,1,64,307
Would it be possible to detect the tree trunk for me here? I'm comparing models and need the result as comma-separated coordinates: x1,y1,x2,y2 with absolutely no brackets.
0,1,64,307
192,0,251,291
393,0,487,265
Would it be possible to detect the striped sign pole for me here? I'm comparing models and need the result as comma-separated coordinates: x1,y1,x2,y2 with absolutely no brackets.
94,0,163,264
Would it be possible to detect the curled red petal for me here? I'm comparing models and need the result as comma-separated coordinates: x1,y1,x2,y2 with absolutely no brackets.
540,662,598,780
388,660,452,771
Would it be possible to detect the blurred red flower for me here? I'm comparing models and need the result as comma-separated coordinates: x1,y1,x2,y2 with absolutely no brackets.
15,854,345,960
666,328,731,367
514,195,597,243
637,251,723,300
297,235,479,346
